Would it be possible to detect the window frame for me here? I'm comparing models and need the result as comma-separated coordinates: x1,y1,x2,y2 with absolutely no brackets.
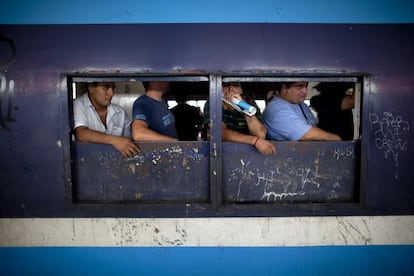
65,72,365,217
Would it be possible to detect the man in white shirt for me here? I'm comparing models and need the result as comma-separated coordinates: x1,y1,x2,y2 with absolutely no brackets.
73,82,140,158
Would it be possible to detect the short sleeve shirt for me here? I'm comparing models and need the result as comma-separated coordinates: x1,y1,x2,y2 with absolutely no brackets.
73,93,132,137
263,97,317,141
132,94,177,138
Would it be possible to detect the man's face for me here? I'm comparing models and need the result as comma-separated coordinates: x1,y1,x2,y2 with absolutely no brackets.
223,82,243,96
88,82,115,107
281,82,308,104
150,81,170,93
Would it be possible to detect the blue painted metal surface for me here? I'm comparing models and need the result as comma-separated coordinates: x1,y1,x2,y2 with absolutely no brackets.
0,23,413,217
2,246,414,275
223,141,357,203
73,141,357,204
74,142,210,202
1,0,414,24
1,3,413,275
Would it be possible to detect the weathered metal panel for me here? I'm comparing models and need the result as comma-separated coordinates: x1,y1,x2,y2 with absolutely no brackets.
73,142,210,202
223,142,358,203
0,23,413,216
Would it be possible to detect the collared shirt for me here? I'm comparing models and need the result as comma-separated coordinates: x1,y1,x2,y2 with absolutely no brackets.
73,93,131,137
263,97,317,141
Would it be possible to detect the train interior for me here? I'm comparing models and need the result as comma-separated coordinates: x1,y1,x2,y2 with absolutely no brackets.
72,77,361,141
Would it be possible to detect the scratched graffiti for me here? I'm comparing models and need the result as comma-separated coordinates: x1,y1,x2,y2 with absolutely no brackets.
334,146,354,160
92,144,208,182
226,149,351,202
126,145,206,167
94,151,124,169
369,112,410,179
94,145,184,169
0,73,17,130
75,143,210,201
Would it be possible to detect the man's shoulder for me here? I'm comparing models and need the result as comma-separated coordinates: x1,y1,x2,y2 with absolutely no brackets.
133,94,148,103
74,93,89,104
133,95,154,110
267,97,293,111
272,97,289,105
108,103,126,113
73,94,92,112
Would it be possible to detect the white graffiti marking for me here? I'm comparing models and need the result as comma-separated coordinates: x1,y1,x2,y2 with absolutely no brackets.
262,191,306,201
229,151,343,202
96,151,123,169
0,72,16,130
369,112,410,179
334,146,354,160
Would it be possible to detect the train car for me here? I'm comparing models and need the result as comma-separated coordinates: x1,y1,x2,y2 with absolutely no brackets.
1,1,413,275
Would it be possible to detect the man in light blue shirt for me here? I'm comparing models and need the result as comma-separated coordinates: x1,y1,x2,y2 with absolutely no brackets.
263,82,341,141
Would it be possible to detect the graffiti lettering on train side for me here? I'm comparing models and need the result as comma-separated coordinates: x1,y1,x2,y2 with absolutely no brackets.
369,112,410,179
334,146,354,160
94,151,124,169
128,145,206,166
95,145,207,174
0,73,17,130
227,151,346,202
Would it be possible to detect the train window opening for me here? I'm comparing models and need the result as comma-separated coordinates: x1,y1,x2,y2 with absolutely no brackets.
68,76,211,204
66,74,363,214
220,76,362,205
222,78,361,141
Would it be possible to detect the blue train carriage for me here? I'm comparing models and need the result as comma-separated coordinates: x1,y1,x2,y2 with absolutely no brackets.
0,23,413,275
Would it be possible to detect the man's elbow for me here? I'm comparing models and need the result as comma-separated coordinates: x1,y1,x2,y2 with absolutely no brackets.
299,127,341,141
131,127,147,141
297,126,315,141
132,132,141,141
75,127,88,142
298,132,313,141
131,121,142,141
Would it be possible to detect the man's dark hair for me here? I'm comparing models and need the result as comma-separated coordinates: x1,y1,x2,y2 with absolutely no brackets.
274,82,296,92
175,93,188,103
141,81,150,90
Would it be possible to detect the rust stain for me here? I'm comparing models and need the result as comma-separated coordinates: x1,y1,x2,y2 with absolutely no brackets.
128,163,136,174
182,156,189,167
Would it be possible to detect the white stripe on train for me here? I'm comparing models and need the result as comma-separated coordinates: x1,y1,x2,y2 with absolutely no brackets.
1,216,413,247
